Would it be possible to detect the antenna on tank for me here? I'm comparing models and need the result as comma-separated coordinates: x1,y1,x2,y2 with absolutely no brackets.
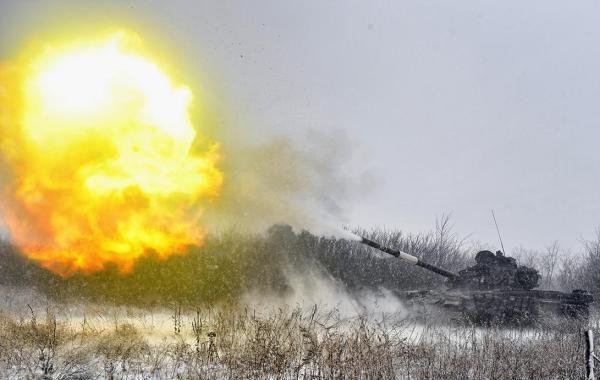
491,210,506,254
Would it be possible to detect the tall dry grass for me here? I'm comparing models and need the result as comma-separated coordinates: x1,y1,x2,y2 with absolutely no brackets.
0,305,594,379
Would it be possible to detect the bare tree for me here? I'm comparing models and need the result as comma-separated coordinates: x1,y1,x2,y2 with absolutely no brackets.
540,241,560,289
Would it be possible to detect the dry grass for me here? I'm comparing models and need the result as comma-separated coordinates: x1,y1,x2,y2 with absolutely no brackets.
0,304,594,379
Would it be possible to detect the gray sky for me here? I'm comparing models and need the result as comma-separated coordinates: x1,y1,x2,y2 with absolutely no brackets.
1,1,599,252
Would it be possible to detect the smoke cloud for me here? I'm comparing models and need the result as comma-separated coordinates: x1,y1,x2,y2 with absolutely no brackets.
203,129,374,234
242,265,408,320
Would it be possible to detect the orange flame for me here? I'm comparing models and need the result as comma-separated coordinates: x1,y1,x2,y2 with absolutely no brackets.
0,32,223,276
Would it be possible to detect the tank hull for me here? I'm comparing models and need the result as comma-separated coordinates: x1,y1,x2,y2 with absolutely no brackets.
396,288,592,325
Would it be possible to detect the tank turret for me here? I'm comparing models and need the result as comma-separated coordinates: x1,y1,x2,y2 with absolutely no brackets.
358,236,541,290
453,250,541,290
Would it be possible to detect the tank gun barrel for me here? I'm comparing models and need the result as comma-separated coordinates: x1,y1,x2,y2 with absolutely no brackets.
359,236,459,280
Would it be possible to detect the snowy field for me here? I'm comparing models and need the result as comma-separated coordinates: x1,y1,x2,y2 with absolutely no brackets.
0,286,595,379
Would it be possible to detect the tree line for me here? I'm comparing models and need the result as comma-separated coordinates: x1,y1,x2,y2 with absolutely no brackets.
1,220,599,306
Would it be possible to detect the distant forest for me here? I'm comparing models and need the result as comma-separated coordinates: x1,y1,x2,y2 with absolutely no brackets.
1,218,599,306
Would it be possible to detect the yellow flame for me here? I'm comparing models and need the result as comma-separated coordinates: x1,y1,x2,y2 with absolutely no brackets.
0,32,223,275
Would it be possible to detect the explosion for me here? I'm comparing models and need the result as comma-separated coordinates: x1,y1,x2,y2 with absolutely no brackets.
0,32,223,275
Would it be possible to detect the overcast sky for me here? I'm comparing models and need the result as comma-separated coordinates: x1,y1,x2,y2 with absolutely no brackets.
1,1,599,252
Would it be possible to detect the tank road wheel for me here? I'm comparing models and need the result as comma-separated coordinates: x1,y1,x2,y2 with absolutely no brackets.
464,295,502,325
509,298,538,326
462,309,493,325
562,290,592,321
561,303,590,320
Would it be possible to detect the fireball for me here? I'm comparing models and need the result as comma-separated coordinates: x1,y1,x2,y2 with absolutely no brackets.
0,32,223,275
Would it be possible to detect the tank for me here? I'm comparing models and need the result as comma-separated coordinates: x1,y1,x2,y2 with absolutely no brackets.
356,235,593,325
